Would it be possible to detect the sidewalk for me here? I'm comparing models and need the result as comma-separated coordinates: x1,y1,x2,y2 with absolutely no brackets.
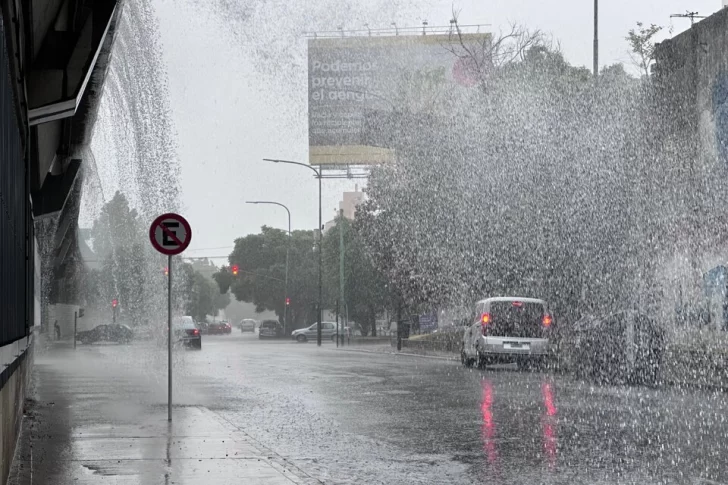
7,340,318,485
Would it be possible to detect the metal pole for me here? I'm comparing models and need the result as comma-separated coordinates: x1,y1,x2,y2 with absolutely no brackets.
317,170,322,346
167,254,172,422
336,299,340,348
284,210,290,335
593,0,599,77
74,311,77,350
339,209,345,342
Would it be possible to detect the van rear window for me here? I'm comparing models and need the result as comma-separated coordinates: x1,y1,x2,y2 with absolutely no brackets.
490,301,545,325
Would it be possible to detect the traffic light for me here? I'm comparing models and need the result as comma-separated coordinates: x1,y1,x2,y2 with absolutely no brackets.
112,299,118,308
231,264,239,276
164,266,169,276
285,297,290,306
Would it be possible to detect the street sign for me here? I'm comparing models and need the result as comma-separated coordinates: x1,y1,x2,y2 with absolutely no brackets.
149,213,192,256
149,213,192,423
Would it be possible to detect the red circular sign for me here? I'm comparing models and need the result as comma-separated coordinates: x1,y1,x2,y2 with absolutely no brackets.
149,213,192,256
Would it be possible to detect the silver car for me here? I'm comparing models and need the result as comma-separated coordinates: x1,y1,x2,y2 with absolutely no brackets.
239,319,256,333
461,297,554,369
291,321,338,342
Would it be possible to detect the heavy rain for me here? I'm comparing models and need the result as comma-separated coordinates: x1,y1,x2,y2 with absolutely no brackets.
2,0,728,484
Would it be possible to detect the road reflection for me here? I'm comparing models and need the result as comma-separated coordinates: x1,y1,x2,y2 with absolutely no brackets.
480,378,499,469
479,376,559,477
541,381,557,471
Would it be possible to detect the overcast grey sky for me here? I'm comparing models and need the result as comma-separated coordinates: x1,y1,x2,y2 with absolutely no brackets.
151,0,723,262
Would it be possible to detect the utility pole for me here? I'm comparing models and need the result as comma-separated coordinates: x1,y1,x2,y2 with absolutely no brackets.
593,0,599,77
339,209,346,337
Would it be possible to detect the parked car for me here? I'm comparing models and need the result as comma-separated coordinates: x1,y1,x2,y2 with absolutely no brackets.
461,297,555,370
208,321,231,335
77,324,133,345
568,310,664,385
173,317,201,349
259,320,283,339
240,319,256,333
292,321,338,342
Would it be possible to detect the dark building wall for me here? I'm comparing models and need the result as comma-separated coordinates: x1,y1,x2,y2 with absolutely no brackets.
0,7,33,485
0,7,31,347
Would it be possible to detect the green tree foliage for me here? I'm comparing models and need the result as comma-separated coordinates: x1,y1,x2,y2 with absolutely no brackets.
181,259,231,322
322,215,389,336
626,22,663,78
216,226,319,330
87,191,153,324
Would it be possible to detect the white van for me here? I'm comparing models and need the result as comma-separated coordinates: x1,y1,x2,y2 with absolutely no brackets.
461,297,554,369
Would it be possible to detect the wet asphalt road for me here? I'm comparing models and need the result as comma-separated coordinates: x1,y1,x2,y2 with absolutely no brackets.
86,332,728,485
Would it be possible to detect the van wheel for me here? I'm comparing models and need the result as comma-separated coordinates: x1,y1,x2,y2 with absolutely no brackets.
461,351,474,368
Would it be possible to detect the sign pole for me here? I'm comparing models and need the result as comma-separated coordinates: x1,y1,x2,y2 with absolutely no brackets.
148,212,192,425
167,254,172,422
74,311,77,350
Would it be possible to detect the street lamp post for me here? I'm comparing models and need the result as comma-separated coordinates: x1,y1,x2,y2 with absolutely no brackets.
264,158,323,346
246,200,291,335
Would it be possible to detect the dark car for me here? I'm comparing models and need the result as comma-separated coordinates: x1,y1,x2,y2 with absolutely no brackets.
77,324,133,344
208,321,232,335
259,320,283,339
567,310,665,385
173,318,202,349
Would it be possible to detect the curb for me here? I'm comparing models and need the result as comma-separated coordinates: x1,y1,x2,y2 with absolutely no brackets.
333,347,458,362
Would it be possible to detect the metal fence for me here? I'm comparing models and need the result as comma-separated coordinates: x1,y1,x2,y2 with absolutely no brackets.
0,12,30,346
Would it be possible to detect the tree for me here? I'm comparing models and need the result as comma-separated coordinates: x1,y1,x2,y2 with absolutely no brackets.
87,191,160,325
182,259,231,321
215,226,319,331
322,215,390,336
179,265,218,322
626,22,663,78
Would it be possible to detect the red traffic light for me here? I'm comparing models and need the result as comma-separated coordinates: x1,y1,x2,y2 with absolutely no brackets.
231,264,239,276
112,299,118,308
285,297,290,306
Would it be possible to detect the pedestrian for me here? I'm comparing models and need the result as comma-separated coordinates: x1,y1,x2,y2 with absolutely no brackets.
54,320,61,340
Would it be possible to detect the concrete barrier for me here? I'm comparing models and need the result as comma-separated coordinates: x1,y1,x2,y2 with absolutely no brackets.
0,334,33,483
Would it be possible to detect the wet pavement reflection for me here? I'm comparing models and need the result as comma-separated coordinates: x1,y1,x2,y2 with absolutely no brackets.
40,335,728,485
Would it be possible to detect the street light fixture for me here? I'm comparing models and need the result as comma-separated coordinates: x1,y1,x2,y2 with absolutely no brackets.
247,200,292,335
263,158,323,347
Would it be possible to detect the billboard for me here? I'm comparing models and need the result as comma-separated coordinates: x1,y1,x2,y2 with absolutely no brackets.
307,33,491,166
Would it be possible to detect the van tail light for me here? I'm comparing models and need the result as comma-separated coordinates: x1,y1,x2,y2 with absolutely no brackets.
193,329,199,335
481,313,492,333
542,315,553,328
